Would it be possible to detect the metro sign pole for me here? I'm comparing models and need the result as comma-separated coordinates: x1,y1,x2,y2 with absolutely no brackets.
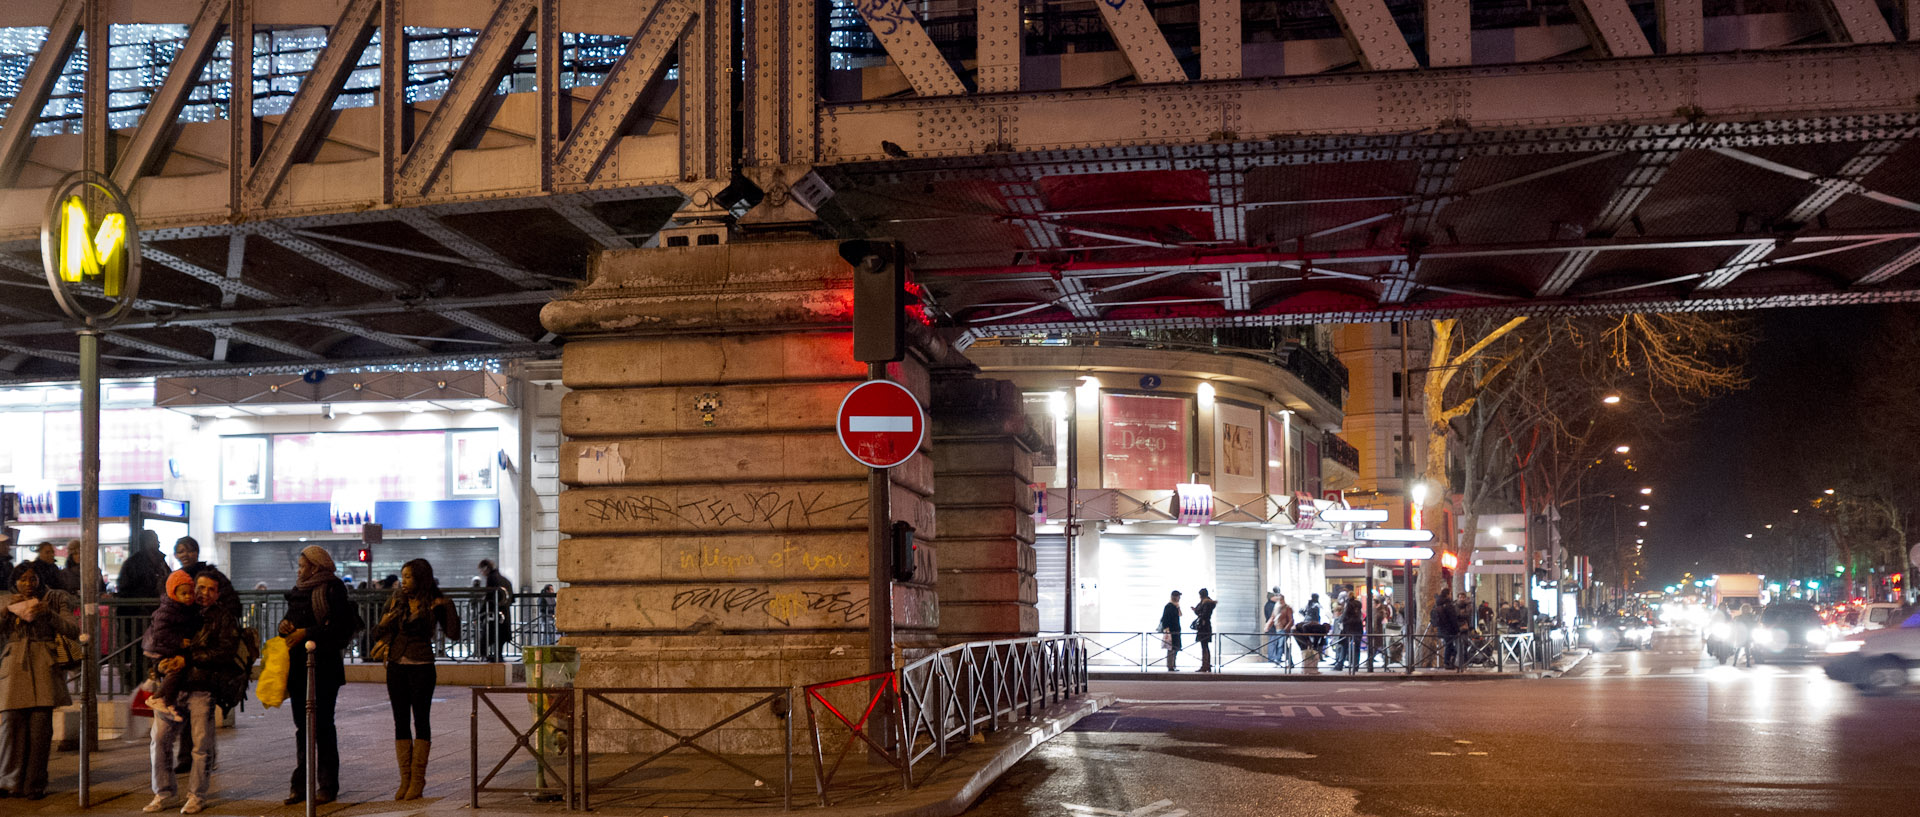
41,169,144,808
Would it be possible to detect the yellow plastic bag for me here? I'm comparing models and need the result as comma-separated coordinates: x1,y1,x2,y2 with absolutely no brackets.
256,636,290,708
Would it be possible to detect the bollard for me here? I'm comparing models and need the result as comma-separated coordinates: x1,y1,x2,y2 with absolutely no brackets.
305,641,317,817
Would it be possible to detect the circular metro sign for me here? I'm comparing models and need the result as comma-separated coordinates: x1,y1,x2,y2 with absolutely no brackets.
837,380,926,469
40,170,143,328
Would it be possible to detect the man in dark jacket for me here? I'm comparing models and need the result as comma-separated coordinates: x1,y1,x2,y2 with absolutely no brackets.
117,530,171,687
477,560,513,662
1434,588,1461,668
1159,591,1183,672
28,542,66,595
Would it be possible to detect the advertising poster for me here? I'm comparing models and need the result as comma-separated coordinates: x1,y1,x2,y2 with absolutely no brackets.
1101,393,1189,490
1266,412,1287,495
1213,402,1261,495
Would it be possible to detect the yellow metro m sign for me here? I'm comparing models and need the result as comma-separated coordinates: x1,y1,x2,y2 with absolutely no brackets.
40,170,142,327
58,196,128,296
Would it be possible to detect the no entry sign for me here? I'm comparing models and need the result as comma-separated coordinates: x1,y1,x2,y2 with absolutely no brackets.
837,380,926,469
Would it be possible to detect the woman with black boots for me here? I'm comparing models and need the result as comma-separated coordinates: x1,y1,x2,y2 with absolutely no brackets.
372,559,461,800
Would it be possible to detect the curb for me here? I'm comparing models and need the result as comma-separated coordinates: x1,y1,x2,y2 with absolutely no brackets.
880,693,1116,817
1088,670,1538,682
1541,648,1594,678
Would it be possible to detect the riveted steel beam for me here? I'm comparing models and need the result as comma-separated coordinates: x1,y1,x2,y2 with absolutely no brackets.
0,289,568,338
427,305,530,341
1570,0,1655,57
977,0,1023,92
1697,139,1908,290
144,246,282,302
0,0,83,186
1538,148,1684,295
311,317,430,354
1425,0,1471,67
1326,0,1419,71
256,223,408,293
393,209,544,288
551,0,693,185
1093,0,1186,84
114,0,230,190
548,198,635,248
1860,243,1920,284
745,0,817,166
1818,0,1896,43
817,48,1920,164
852,0,967,96
207,325,325,359
105,333,208,362
680,0,733,188
395,0,538,198
1658,0,1704,54
242,0,380,209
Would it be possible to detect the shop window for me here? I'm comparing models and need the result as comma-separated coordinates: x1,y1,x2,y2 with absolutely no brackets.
1264,413,1286,496
273,431,447,502
450,429,500,495
221,436,268,501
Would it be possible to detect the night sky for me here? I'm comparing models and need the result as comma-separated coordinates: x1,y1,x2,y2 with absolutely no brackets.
1645,303,1901,583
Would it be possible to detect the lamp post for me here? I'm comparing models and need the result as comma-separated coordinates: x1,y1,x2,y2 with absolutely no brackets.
40,170,143,807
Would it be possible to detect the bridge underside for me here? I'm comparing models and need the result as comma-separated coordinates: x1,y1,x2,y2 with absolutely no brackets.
0,1,1917,379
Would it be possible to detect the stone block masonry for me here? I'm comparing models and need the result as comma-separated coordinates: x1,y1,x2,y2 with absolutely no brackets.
541,240,948,753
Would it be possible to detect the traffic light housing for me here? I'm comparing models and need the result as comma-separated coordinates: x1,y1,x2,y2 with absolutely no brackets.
842,240,906,363
890,521,916,582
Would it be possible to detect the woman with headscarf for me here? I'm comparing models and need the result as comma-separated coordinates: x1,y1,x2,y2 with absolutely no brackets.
0,562,79,799
372,559,460,800
278,546,359,805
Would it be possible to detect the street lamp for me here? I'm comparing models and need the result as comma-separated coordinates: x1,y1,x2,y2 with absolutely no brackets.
1615,445,1631,453
1640,487,1653,495
1824,488,1835,495
1602,395,1621,404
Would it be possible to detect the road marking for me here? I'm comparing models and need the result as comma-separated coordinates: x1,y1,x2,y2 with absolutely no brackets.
1670,667,1694,675
1062,798,1187,817
1428,751,1452,756
1624,668,1652,676
1586,667,1612,677
1467,751,1490,756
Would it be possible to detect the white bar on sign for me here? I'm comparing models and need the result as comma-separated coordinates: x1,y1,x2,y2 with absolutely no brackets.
850,415,914,432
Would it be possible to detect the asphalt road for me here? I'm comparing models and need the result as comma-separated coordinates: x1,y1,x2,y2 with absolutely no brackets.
970,630,1920,817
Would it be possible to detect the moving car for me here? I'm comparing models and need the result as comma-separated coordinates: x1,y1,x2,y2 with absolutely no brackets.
1751,602,1828,662
1824,609,1920,694
1581,614,1654,651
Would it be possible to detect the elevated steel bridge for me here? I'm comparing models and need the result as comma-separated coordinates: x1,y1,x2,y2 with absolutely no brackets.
0,0,1917,379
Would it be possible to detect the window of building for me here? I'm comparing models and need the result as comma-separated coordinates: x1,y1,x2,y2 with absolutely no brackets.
1021,392,1070,488
1391,372,1402,399
1389,321,1400,336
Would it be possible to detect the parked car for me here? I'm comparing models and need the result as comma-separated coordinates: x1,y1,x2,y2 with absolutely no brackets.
1824,611,1920,694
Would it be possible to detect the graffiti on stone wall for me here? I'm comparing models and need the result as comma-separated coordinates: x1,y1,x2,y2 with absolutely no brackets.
674,543,860,576
583,489,867,529
670,585,870,626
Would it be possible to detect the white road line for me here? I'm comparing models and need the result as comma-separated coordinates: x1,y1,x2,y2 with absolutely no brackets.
1624,668,1652,676
1670,666,1694,674
1585,667,1612,677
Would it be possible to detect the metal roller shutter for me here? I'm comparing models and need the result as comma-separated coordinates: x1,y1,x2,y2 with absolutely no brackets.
1035,534,1069,633
1212,536,1261,634
1099,535,1200,633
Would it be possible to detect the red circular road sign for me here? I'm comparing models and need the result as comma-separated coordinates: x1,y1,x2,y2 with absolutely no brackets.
837,380,926,469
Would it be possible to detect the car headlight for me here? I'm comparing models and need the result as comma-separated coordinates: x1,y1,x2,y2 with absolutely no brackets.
1753,627,1777,644
1710,622,1730,640
1805,628,1829,644
1825,639,1864,655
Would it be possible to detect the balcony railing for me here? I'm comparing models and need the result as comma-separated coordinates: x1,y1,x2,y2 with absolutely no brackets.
1323,433,1361,473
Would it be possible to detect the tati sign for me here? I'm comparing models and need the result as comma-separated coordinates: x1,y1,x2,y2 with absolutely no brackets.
837,380,926,469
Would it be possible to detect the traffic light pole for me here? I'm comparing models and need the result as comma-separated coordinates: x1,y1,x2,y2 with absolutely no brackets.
867,362,895,678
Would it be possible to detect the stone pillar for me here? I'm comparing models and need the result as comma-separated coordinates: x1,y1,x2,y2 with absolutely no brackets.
929,370,1040,641
541,240,938,752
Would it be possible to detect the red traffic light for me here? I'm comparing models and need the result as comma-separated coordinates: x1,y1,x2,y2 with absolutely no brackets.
356,548,371,563
1440,551,1459,570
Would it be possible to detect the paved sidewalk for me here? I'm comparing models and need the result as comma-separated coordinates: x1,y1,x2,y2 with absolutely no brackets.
15,683,1110,817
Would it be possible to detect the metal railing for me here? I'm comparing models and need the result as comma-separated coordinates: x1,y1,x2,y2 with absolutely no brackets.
804,635,1090,807
470,685,577,809
1074,629,1559,674
81,589,564,698
578,687,794,811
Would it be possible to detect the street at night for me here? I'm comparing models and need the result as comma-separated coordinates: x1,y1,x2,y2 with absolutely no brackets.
973,632,1920,817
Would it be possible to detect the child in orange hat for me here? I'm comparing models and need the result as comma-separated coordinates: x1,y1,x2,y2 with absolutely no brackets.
141,570,200,721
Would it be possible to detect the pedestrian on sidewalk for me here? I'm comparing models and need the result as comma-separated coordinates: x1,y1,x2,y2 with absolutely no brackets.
145,568,246,815
477,560,513,662
1332,596,1363,671
1191,589,1216,672
1434,588,1461,669
373,559,462,801
280,546,361,805
0,562,79,800
1158,591,1183,672
118,531,172,689
1264,593,1293,667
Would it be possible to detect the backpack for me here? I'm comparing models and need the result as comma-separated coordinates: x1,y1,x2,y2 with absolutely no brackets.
221,626,262,709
